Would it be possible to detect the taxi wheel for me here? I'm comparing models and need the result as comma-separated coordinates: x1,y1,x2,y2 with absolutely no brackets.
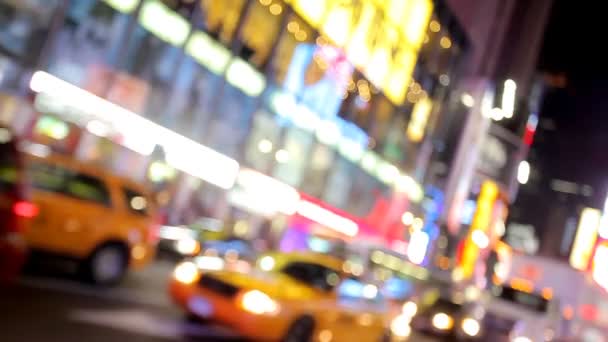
380,330,392,342
283,316,315,342
83,243,128,286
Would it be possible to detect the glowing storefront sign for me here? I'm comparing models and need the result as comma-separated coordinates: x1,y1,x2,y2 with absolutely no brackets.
230,168,300,216
296,199,359,237
459,181,499,278
104,0,139,13
288,0,433,105
226,59,266,97
570,208,601,271
592,242,608,291
139,0,190,46
30,71,239,190
185,32,231,74
407,97,433,143
597,195,608,239
407,230,430,265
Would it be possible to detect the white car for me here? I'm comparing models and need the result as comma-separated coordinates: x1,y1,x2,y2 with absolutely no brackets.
481,285,560,341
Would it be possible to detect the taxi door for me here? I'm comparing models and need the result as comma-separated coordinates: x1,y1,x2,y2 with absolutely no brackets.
27,161,113,258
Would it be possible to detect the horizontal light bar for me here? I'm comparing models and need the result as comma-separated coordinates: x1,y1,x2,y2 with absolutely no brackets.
30,71,239,189
236,169,300,215
296,199,359,237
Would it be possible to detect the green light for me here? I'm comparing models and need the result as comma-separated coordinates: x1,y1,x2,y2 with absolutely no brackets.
35,116,69,140
104,0,139,13
226,59,266,97
186,32,231,74
148,160,176,182
139,0,190,46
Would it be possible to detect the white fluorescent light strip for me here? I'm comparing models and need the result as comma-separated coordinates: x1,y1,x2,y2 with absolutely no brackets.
30,71,239,189
296,200,359,237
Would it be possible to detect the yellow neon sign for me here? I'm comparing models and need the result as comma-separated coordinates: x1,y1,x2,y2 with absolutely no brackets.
570,208,601,271
290,0,434,105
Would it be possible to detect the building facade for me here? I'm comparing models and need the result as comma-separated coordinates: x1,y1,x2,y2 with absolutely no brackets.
0,0,468,256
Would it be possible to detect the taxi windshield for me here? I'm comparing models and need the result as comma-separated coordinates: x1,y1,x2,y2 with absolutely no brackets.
280,261,341,292
493,286,549,313
0,140,19,193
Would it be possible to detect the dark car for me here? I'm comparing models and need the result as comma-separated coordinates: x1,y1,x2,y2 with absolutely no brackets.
0,127,36,283
410,294,484,340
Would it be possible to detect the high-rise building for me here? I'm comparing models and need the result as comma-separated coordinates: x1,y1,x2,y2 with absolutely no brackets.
426,0,553,277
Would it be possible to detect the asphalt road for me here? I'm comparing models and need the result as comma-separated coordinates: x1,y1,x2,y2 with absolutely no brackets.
0,259,437,342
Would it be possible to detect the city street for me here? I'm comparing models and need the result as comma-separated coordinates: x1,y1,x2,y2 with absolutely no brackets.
0,260,436,342
0,260,239,342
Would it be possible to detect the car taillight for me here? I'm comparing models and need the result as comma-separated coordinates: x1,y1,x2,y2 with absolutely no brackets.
147,223,160,244
12,201,39,218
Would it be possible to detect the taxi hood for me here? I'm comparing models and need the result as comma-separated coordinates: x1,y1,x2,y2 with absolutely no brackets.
203,268,325,299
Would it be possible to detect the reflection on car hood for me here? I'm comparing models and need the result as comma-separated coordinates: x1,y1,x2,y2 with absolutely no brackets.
202,269,322,299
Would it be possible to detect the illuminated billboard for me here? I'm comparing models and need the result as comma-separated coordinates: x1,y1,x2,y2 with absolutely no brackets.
592,242,608,291
288,0,433,105
570,208,601,271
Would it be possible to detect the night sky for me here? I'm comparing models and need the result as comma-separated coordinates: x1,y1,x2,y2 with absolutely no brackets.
536,0,608,205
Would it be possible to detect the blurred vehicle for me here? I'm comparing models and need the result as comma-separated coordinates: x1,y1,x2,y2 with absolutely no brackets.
483,284,559,342
170,251,390,341
0,127,34,283
409,291,483,340
157,217,227,258
201,237,256,261
158,224,200,258
23,150,159,285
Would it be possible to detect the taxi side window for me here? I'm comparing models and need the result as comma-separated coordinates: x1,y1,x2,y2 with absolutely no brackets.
65,174,111,206
123,188,149,216
29,162,66,193
29,162,111,206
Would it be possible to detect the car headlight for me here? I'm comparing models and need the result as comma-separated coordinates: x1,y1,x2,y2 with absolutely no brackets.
195,256,225,271
461,317,481,337
175,238,200,255
258,256,275,271
391,314,412,338
402,301,418,317
173,261,200,284
513,337,532,342
238,290,280,315
431,312,454,331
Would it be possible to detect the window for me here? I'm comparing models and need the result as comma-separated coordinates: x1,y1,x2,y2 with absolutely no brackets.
0,161,17,191
201,0,246,45
28,162,110,206
244,110,282,171
0,0,59,64
29,162,67,193
239,0,284,67
281,261,340,292
0,136,19,192
123,188,149,216
492,285,549,313
66,174,110,206
272,14,315,83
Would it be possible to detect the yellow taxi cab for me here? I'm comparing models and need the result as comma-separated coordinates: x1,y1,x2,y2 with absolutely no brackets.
170,251,390,341
23,151,159,285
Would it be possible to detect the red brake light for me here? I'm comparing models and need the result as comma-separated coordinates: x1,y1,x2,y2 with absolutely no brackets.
147,223,161,244
13,201,39,218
